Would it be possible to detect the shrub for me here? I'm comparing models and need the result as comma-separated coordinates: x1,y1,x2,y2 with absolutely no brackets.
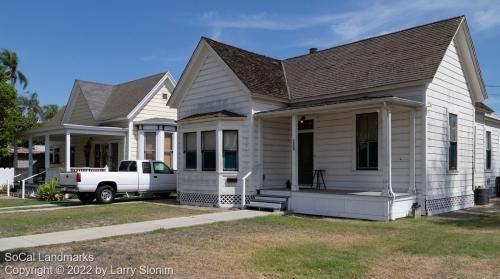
0,184,7,194
36,178,63,201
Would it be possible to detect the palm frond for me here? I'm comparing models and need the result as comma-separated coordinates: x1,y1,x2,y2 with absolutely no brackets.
17,70,28,89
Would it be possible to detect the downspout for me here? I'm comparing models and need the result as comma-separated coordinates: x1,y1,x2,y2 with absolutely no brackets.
383,102,396,220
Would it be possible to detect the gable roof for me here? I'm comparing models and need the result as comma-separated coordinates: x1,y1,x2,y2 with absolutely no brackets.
200,16,484,103
476,102,494,113
74,72,167,122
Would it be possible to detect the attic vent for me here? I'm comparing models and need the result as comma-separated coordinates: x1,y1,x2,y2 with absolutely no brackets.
309,48,318,54
162,92,169,100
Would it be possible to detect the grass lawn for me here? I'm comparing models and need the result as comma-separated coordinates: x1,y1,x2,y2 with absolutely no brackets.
0,198,55,208
0,202,210,237
3,206,500,279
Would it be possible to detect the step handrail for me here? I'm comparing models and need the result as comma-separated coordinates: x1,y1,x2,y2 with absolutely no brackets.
241,171,252,209
20,170,46,199
7,173,25,197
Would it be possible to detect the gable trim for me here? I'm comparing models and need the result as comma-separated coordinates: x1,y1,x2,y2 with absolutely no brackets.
127,72,177,120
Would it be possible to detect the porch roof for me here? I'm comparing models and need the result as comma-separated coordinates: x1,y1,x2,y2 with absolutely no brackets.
254,96,423,118
20,123,128,138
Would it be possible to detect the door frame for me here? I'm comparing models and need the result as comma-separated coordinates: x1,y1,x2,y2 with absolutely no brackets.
297,116,316,186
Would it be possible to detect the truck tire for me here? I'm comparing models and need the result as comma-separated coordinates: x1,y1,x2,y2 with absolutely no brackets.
96,185,115,204
77,192,95,204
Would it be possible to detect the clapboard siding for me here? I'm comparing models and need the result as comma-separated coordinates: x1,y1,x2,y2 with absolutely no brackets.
425,40,475,200
178,52,251,119
479,117,500,195
134,85,177,121
262,117,291,188
68,88,96,125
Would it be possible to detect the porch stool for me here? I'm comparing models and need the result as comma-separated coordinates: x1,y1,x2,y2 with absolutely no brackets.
311,169,326,190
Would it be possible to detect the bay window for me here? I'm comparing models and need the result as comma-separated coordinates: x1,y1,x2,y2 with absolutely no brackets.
202,131,216,171
223,130,238,171
144,132,156,160
184,132,197,169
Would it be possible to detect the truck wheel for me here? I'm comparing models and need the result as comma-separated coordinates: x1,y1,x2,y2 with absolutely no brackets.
96,185,115,204
77,193,95,204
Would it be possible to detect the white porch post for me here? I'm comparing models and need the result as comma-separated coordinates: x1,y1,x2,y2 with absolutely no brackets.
258,118,263,189
137,131,144,160
45,135,50,181
65,132,71,172
28,137,33,182
156,130,165,161
409,110,416,194
123,135,128,160
291,115,299,191
172,132,178,170
382,103,392,196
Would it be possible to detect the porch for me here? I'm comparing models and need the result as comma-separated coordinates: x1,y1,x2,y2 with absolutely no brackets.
17,123,128,183
253,96,423,220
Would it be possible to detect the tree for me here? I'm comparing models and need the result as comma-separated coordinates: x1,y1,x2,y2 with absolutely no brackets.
0,49,28,89
41,104,59,122
18,92,42,123
0,74,22,157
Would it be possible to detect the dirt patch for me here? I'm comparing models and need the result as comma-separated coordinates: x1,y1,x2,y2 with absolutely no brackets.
366,253,500,279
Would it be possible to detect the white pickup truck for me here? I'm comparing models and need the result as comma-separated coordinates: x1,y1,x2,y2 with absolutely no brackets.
59,160,176,204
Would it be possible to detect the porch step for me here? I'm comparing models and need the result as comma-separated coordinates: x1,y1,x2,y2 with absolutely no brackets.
253,196,288,203
246,201,283,211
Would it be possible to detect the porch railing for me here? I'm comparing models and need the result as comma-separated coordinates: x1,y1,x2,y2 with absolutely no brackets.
70,166,109,172
20,171,46,199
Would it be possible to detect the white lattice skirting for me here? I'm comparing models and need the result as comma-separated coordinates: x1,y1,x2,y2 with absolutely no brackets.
177,192,254,207
425,194,474,215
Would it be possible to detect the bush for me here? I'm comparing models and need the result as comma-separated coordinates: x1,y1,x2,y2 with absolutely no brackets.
0,184,6,194
36,178,63,201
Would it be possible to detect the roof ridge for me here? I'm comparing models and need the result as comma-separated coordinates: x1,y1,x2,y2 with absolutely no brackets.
114,72,167,86
202,37,282,63
280,61,291,100
285,15,464,61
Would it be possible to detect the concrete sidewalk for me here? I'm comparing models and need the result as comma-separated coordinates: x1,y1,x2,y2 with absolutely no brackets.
0,210,274,251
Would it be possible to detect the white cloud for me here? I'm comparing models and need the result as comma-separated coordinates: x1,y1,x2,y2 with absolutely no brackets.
200,0,500,47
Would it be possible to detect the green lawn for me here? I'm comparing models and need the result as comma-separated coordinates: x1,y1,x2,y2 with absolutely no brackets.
0,198,52,208
3,210,500,278
0,202,210,237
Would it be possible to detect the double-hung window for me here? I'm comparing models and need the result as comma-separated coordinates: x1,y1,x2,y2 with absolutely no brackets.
184,132,197,170
356,113,378,170
144,132,156,160
449,113,458,171
202,131,216,171
223,130,238,171
486,131,492,170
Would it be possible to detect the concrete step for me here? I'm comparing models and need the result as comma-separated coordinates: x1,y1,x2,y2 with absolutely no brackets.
259,189,291,197
253,196,288,203
246,201,283,211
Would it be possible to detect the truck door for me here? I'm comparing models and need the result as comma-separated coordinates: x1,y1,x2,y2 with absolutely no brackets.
139,162,152,191
151,161,176,191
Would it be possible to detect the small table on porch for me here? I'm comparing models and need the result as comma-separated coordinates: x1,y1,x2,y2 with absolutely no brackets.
311,169,326,190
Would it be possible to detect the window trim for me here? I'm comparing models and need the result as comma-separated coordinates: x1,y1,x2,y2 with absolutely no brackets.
183,132,197,170
223,130,239,171
486,130,492,171
355,112,379,171
201,130,216,171
448,113,458,172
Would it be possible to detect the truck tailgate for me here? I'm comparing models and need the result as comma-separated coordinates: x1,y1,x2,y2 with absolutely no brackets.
60,172,78,186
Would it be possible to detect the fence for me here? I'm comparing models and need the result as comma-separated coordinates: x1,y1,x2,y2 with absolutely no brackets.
0,168,14,186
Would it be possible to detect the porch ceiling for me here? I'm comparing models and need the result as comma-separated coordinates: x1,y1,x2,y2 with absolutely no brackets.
254,96,423,118
21,123,128,138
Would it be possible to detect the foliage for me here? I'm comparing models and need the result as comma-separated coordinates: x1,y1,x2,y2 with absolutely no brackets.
0,48,28,88
41,104,59,122
36,178,63,201
0,184,7,194
0,74,22,157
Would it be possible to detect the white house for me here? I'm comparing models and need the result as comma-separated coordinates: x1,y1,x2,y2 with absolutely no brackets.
19,72,178,182
168,16,493,220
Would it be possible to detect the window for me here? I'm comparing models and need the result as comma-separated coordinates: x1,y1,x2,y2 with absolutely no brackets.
164,133,173,168
356,113,378,170
184,132,197,169
50,148,60,164
144,132,156,160
486,131,492,170
449,113,458,171
223,130,238,171
118,161,137,172
202,131,216,171
129,161,137,172
142,162,151,174
153,162,172,174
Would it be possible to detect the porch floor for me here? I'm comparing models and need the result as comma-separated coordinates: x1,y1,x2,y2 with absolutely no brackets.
260,188,413,197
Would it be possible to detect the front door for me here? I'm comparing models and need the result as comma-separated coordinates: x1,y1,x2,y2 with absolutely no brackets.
298,132,314,185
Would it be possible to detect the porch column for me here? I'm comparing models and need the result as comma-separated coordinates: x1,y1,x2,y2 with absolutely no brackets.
138,131,144,160
258,118,263,189
28,137,33,182
382,103,392,196
156,130,165,161
172,132,178,170
123,135,127,160
409,110,416,194
65,132,71,172
45,135,50,182
291,115,299,191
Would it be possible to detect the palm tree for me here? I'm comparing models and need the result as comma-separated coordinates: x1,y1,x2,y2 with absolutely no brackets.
18,92,41,122
41,104,59,121
0,49,28,89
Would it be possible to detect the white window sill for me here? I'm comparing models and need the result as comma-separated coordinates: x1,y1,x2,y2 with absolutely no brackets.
485,169,493,173
447,170,459,175
351,169,382,176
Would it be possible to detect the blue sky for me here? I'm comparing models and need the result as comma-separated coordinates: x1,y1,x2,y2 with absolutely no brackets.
2,0,500,110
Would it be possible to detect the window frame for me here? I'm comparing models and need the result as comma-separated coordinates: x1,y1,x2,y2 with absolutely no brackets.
183,132,197,170
355,112,379,171
448,113,458,171
223,130,239,171
201,130,216,171
486,130,492,171
143,132,157,161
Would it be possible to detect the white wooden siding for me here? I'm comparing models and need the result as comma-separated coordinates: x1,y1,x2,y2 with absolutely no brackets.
68,88,96,125
425,40,475,199
177,51,251,119
134,85,177,121
482,118,500,194
262,117,292,188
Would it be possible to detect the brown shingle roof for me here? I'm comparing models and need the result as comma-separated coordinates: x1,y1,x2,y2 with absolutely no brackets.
476,102,494,113
204,16,464,102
